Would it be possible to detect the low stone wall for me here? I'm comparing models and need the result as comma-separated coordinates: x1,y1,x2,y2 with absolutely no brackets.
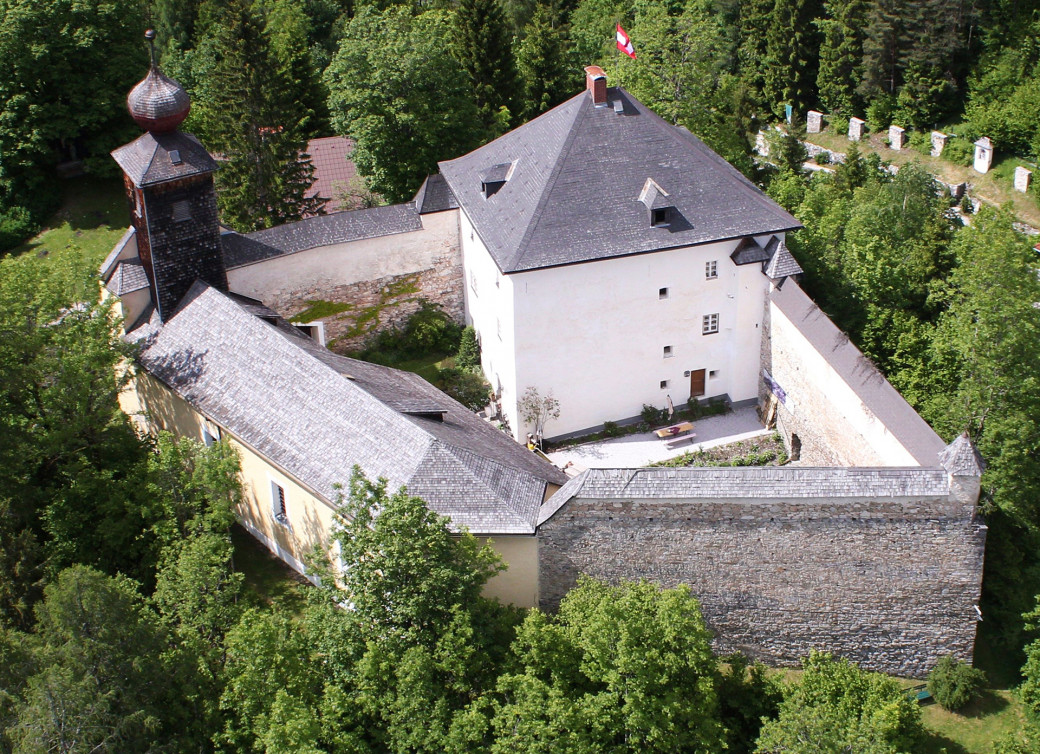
538,475,986,677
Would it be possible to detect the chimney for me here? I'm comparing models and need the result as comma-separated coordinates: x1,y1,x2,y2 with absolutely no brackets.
584,65,607,106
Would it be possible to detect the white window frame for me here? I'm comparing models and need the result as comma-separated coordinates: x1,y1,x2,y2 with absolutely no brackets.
295,320,326,346
702,313,719,335
705,260,718,279
201,420,221,447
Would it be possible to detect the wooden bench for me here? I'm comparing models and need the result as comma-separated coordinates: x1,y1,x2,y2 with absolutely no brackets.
665,433,697,450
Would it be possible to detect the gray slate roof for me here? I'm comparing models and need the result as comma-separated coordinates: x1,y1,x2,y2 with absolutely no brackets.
100,226,136,280
130,282,565,534
771,279,947,466
764,238,803,279
731,236,773,265
538,466,950,525
439,87,801,273
414,174,459,214
939,433,985,476
111,130,217,187
221,203,423,268
105,258,149,296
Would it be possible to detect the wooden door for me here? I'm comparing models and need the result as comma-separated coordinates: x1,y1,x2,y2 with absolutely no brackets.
690,368,706,399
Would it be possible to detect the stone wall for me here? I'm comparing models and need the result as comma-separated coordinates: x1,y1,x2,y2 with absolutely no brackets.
537,478,986,677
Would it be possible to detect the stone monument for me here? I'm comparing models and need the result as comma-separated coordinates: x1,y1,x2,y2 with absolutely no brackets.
806,110,823,134
889,125,906,150
1015,166,1032,193
931,132,947,157
848,118,865,141
973,137,994,174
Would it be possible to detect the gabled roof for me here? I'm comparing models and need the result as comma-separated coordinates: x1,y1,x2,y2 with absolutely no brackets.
413,174,459,214
439,87,801,273
221,203,423,268
129,282,565,534
112,130,217,187
304,136,356,214
731,236,772,265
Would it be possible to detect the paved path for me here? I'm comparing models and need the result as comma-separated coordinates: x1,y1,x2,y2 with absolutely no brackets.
547,406,769,469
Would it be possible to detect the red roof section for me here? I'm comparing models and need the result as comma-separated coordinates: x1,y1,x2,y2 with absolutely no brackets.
305,136,357,215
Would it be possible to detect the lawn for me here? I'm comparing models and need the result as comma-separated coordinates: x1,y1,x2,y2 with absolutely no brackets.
231,524,311,616
917,688,1025,754
13,174,129,268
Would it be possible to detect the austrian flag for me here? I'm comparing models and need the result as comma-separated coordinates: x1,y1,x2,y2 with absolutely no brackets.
616,24,636,59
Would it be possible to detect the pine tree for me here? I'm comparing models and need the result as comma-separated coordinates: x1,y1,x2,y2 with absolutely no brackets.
763,0,823,116
737,0,775,107
193,0,324,231
516,4,576,121
454,0,521,134
816,0,868,116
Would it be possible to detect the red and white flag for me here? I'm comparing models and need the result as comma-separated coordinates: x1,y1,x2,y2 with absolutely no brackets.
616,24,636,59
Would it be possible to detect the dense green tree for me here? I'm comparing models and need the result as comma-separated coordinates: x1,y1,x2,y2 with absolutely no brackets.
325,6,483,202
568,0,632,71
491,577,724,752
737,0,775,106
815,0,867,116
192,0,324,231
516,4,577,121
762,0,823,115
454,0,521,134
0,0,146,236
755,651,923,753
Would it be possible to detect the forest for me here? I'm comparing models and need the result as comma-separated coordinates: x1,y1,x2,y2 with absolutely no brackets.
2,0,1040,750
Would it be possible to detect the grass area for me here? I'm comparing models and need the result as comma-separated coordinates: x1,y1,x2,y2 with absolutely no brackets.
650,433,787,467
805,126,1040,227
13,174,129,267
231,524,311,615
917,689,1025,754
360,351,455,384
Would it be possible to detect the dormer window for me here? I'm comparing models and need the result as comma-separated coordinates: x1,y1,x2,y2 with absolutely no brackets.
639,178,675,227
480,161,516,198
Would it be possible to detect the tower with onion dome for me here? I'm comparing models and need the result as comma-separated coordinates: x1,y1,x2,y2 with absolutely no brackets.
111,30,227,322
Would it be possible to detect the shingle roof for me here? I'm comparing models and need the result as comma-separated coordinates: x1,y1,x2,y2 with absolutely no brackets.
111,130,217,187
731,236,772,265
939,433,985,476
100,227,137,280
105,258,149,296
771,279,947,466
439,87,801,273
305,136,357,214
538,466,950,525
414,174,459,214
763,238,803,279
221,203,423,268
130,282,565,534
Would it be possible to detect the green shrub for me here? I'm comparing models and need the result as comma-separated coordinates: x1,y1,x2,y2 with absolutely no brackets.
455,326,480,371
960,194,974,214
641,403,664,427
865,95,895,133
927,655,986,711
602,420,621,437
815,151,831,165
943,136,975,167
0,205,38,252
437,367,490,411
403,301,462,353
828,114,849,137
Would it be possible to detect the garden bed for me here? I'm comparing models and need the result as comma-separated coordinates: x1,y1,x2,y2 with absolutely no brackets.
650,433,788,468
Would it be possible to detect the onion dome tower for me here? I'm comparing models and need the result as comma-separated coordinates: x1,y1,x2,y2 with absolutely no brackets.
111,30,227,323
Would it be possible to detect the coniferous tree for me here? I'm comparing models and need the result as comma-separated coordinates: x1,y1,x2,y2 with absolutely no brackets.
762,0,823,116
454,0,521,134
737,0,774,106
516,4,576,121
815,0,868,116
193,0,324,232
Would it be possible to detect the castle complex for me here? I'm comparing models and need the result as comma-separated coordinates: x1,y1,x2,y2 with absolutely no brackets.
102,52,986,676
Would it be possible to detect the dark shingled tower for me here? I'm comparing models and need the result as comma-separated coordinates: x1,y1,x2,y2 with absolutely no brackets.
111,30,227,322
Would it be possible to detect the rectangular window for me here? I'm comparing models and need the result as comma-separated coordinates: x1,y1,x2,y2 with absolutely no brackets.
201,423,220,447
658,287,669,299
271,481,288,525
171,199,191,223
709,369,718,378
702,314,719,335
705,260,718,279
663,345,673,358
660,380,669,389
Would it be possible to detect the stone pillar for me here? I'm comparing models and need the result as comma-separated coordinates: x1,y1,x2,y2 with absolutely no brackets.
948,182,966,200
1015,166,1032,193
930,131,947,157
806,110,823,134
973,137,994,174
888,125,906,150
848,118,865,141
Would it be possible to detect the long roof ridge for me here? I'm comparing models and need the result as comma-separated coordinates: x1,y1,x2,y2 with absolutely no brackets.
508,95,589,271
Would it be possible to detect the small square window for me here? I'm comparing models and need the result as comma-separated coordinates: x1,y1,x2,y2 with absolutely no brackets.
705,260,718,279
663,345,673,357
171,199,191,222
271,481,288,525
658,287,669,299
660,380,669,389
702,314,719,335
652,207,669,226
709,370,718,378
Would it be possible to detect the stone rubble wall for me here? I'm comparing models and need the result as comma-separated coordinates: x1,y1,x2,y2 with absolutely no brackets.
538,492,985,677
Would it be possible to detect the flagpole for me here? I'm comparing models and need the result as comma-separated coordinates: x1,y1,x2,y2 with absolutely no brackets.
614,18,620,84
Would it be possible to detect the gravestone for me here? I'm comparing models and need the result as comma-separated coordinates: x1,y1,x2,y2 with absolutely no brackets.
848,118,865,141
1015,166,1032,193
931,131,948,157
888,125,906,150
806,110,823,134
973,137,993,174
